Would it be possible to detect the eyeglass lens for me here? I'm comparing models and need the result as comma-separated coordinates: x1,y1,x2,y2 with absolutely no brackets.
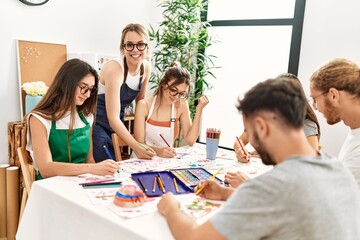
167,84,188,99
124,43,148,51
79,85,97,95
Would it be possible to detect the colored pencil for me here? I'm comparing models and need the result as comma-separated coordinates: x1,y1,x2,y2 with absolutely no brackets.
206,128,221,139
152,176,157,192
138,143,156,154
236,136,248,158
157,173,166,193
195,167,223,195
159,133,171,147
95,195,115,198
79,178,115,186
81,181,122,188
173,178,179,193
138,177,147,192
103,145,113,159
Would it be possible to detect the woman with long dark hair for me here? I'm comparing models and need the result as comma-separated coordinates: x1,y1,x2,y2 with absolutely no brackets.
26,59,118,179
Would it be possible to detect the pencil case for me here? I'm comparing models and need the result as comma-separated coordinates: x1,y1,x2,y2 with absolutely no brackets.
131,167,225,197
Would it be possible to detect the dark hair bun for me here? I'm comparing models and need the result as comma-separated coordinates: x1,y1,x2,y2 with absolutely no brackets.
170,62,181,68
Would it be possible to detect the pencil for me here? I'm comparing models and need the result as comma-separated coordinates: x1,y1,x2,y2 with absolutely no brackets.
157,173,166,193
159,133,171,147
152,176,157,192
103,145,113,159
95,195,115,198
236,136,249,158
138,142,156,154
138,177,147,192
195,167,223,195
173,178,179,193
79,178,115,186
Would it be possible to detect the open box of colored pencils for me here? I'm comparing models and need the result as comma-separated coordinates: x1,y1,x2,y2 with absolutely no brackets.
131,168,225,197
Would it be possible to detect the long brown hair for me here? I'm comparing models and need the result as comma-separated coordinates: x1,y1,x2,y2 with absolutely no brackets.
277,73,321,139
32,58,99,131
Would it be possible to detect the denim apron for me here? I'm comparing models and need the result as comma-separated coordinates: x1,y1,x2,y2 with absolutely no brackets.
37,112,90,179
93,63,144,162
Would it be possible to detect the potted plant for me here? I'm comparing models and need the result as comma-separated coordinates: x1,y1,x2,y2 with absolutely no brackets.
149,0,218,146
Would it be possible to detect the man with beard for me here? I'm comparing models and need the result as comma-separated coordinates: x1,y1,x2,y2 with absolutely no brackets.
310,58,360,189
157,78,360,240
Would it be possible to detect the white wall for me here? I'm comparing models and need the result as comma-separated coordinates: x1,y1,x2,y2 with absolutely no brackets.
0,0,162,164
298,0,360,156
1,0,359,164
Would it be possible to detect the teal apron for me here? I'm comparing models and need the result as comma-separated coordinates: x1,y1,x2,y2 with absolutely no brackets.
37,112,91,180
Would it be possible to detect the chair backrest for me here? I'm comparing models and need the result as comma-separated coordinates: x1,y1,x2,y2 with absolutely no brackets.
111,133,130,161
17,147,35,195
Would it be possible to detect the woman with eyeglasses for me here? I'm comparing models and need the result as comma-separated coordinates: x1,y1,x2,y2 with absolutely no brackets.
92,23,155,162
133,62,209,158
26,59,119,179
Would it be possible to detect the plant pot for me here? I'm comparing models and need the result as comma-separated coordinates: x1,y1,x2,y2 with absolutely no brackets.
25,95,43,114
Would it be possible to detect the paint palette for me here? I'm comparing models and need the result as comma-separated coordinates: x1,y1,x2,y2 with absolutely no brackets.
131,168,225,197
170,168,223,188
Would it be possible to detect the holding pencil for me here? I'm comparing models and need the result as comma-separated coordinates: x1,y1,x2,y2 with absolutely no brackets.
195,167,223,195
138,142,156,154
236,136,250,162
155,133,176,158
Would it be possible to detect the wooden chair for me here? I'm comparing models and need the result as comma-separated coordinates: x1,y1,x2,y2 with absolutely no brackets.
17,147,36,222
111,133,131,161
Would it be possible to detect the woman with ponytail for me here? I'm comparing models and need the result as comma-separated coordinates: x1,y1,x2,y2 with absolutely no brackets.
93,23,155,162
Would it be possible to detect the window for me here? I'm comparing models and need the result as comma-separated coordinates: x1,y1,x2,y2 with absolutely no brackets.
198,0,306,149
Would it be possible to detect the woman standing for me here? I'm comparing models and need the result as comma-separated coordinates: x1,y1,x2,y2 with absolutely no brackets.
93,23,155,162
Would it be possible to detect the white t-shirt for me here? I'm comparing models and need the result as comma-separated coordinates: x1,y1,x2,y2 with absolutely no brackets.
26,112,94,162
338,128,360,189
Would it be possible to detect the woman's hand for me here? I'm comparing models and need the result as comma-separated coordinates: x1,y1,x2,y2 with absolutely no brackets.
224,171,249,188
157,147,177,158
195,96,209,111
134,143,156,160
235,147,250,163
93,160,119,176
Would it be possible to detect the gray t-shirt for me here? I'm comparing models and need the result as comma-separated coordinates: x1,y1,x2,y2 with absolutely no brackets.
304,118,318,137
211,153,360,240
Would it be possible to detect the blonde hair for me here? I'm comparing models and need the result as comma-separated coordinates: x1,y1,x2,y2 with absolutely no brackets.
311,58,360,97
120,23,149,82
120,23,149,51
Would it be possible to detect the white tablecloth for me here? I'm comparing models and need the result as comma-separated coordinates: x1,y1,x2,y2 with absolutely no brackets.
16,144,272,240
16,176,175,240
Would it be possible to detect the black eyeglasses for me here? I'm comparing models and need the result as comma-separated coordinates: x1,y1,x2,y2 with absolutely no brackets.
78,84,97,95
166,83,189,100
123,42,148,51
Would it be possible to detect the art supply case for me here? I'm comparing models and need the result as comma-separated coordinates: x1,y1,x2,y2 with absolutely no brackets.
131,168,225,197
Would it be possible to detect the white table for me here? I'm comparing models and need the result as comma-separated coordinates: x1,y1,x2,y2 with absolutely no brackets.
16,144,272,240
16,175,176,240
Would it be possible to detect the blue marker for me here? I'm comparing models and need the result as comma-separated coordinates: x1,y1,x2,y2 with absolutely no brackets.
103,145,113,160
